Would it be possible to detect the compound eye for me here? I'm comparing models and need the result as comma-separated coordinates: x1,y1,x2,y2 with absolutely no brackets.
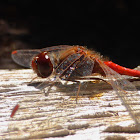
31,51,53,78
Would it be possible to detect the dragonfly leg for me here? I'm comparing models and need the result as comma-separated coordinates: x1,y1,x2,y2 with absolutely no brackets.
29,76,38,83
76,82,81,104
44,84,55,96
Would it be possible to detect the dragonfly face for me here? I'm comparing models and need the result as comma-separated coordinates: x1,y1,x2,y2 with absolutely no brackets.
31,51,53,78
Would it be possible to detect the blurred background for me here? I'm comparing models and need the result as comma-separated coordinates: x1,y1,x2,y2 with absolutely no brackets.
0,1,139,69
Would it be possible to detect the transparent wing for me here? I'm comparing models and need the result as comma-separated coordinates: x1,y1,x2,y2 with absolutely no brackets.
11,45,74,68
12,49,41,68
96,59,140,127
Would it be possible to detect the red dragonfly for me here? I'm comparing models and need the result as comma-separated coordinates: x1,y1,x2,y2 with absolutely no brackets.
11,45,140,125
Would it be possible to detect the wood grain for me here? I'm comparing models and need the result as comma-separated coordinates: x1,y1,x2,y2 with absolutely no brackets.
0,69,140,140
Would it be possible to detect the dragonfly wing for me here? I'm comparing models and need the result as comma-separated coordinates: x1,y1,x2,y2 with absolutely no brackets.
96,59,140,127
97,59,137,91
12,45,74,68
12,50,41,68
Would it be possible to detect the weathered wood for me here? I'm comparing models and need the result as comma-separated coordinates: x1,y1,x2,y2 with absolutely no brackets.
0,69,140,139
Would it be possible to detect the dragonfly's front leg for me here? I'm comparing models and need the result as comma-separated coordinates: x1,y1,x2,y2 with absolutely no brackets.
75,81,81,104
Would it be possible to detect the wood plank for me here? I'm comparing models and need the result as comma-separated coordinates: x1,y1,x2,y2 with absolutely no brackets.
0,69,140,140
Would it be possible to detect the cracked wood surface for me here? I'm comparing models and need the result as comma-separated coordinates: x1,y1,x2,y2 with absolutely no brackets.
0,69,140,140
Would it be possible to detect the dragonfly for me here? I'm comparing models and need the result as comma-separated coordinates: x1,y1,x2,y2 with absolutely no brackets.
11,45,140,128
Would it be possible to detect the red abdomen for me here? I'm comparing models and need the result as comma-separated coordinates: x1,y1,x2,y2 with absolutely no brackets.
104,61,140,77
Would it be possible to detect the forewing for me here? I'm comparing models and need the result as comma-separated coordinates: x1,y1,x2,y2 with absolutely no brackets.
12,45,74,68
12,50,41,68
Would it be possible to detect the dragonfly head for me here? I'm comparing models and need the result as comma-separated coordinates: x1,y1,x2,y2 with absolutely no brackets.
31,51,53,78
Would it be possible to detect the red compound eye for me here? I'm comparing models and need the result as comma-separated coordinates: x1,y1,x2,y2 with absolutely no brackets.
31,51,53,78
